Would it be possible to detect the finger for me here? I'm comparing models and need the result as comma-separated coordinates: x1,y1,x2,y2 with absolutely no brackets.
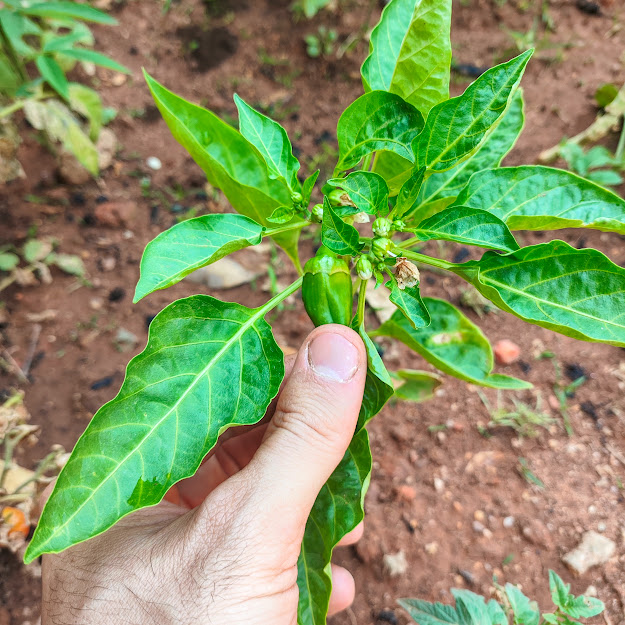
238,324,366,529
164,352,298,508
336,521,364,547
327,564,355,616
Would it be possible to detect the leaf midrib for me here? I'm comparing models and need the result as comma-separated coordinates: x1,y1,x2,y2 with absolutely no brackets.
35,305,264,552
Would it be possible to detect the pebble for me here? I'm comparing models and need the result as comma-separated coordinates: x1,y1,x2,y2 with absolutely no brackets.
90,297,104,311
94,201,137,229
383,550,408,577
425,542,439,555
433,477,445,493
494,339,521,365
396,484,417,502
503,516,515,528
597,522,607,532
473,520,485,533
147,156,162,170
100,256,117,272
474,510,486,522
562,531,616,575
115,328,139,348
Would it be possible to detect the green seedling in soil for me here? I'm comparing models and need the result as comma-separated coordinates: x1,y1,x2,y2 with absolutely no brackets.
0,0,129,177
25,1,625,622
0,237,85,294
478,390,554,438
401,570,604,625
518,457,545,489
305,26,338,58
291,0,334,19
559,142,624,188
552,360,586,436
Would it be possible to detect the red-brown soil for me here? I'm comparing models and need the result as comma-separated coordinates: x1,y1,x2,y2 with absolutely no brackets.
2,0,625,623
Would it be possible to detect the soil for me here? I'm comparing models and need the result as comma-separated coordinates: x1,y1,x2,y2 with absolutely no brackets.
2,0,625,623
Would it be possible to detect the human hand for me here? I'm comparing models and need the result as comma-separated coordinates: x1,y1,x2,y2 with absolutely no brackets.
41,324,367,625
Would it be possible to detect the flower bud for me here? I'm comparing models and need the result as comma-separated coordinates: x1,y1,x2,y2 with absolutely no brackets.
328,189,356,208
311,203,324,222
392,219,406,232
291,191,303,204
372,217,392,237
353,212,370,224
372,237,393,259
356,256,373,280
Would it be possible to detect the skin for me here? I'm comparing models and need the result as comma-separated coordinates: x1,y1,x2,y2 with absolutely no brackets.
41,325,367,625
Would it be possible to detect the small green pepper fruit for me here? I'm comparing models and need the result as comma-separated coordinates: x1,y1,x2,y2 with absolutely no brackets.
302,246,353,326
356,256,373,280
372,217,392,237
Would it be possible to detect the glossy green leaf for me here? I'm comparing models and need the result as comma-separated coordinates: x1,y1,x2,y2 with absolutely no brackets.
302,170,319,205
267,205,296,224
372,298,531,389
327,171,389,216
452,240,625,346
357,326,394,430
43,31,87,53
0,10,41,58
336,91,424,171
19,2,116,23
410,206,519,253
49,253,85,276
413,50,532,173
418,89,525,205
407,196,456,224
372,151,414,196
144,72,300,263
23,99,98,174
361,0,452,115
297,428,371,625
35,55,69,100
453,165,625,235
234,94,300,191
134,214,264,302
25,295,284,563
58,48,130,74
505,584,540,625
321,199,364,255
68,83,103,141
398,597,460,625
387,279,431,329
452,589,501,625
394,369,441,402
393,166,425,220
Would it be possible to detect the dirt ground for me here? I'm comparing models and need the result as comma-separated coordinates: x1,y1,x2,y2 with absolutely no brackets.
2,0,625,623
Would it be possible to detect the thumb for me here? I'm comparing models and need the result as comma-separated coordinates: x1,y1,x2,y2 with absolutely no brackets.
242,324,367,529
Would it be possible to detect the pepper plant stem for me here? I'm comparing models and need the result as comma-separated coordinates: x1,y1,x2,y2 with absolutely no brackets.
398,248,455,272
257,275,303,318
355,279,367,327
264,220,310,238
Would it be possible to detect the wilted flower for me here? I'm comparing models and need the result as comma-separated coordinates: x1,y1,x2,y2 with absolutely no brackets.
395,258,420,290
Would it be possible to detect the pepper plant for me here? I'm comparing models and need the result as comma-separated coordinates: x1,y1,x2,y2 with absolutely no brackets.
25,1,625,623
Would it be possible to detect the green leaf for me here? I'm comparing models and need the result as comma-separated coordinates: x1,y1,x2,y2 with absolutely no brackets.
297,428,371,625
35,55,69,100
0,10,41,58
387,279,431,330
413,50,532,173
549,570,571,610
295,0,332,18
144,72,300,264
19,2,117,24
398,598,461,625
504,584,540,625
302,170,319,205
486,600,508,625
134,214,264,302
418,89,524,205
0,252,19,271
321,199,364,255
23,239,51,263
361,0,452,115
327,171,389,216
393,369,441,402
372,151,415,196
587,169,622,187
68,83,103,141
542,614,558,624
50,253,85,276
408,196,456,224
564,596,605,619
234,94,300,191
452,589,492,625
58,48,130,74
452,240,625,347
393,166,426,220
42,31,87,53
410,206,519,253
372,298,531,389
25,295,284,563
453,165,625,235
23,99,98,175
336,91,424,171
267,205,296,224
357,327,394,430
